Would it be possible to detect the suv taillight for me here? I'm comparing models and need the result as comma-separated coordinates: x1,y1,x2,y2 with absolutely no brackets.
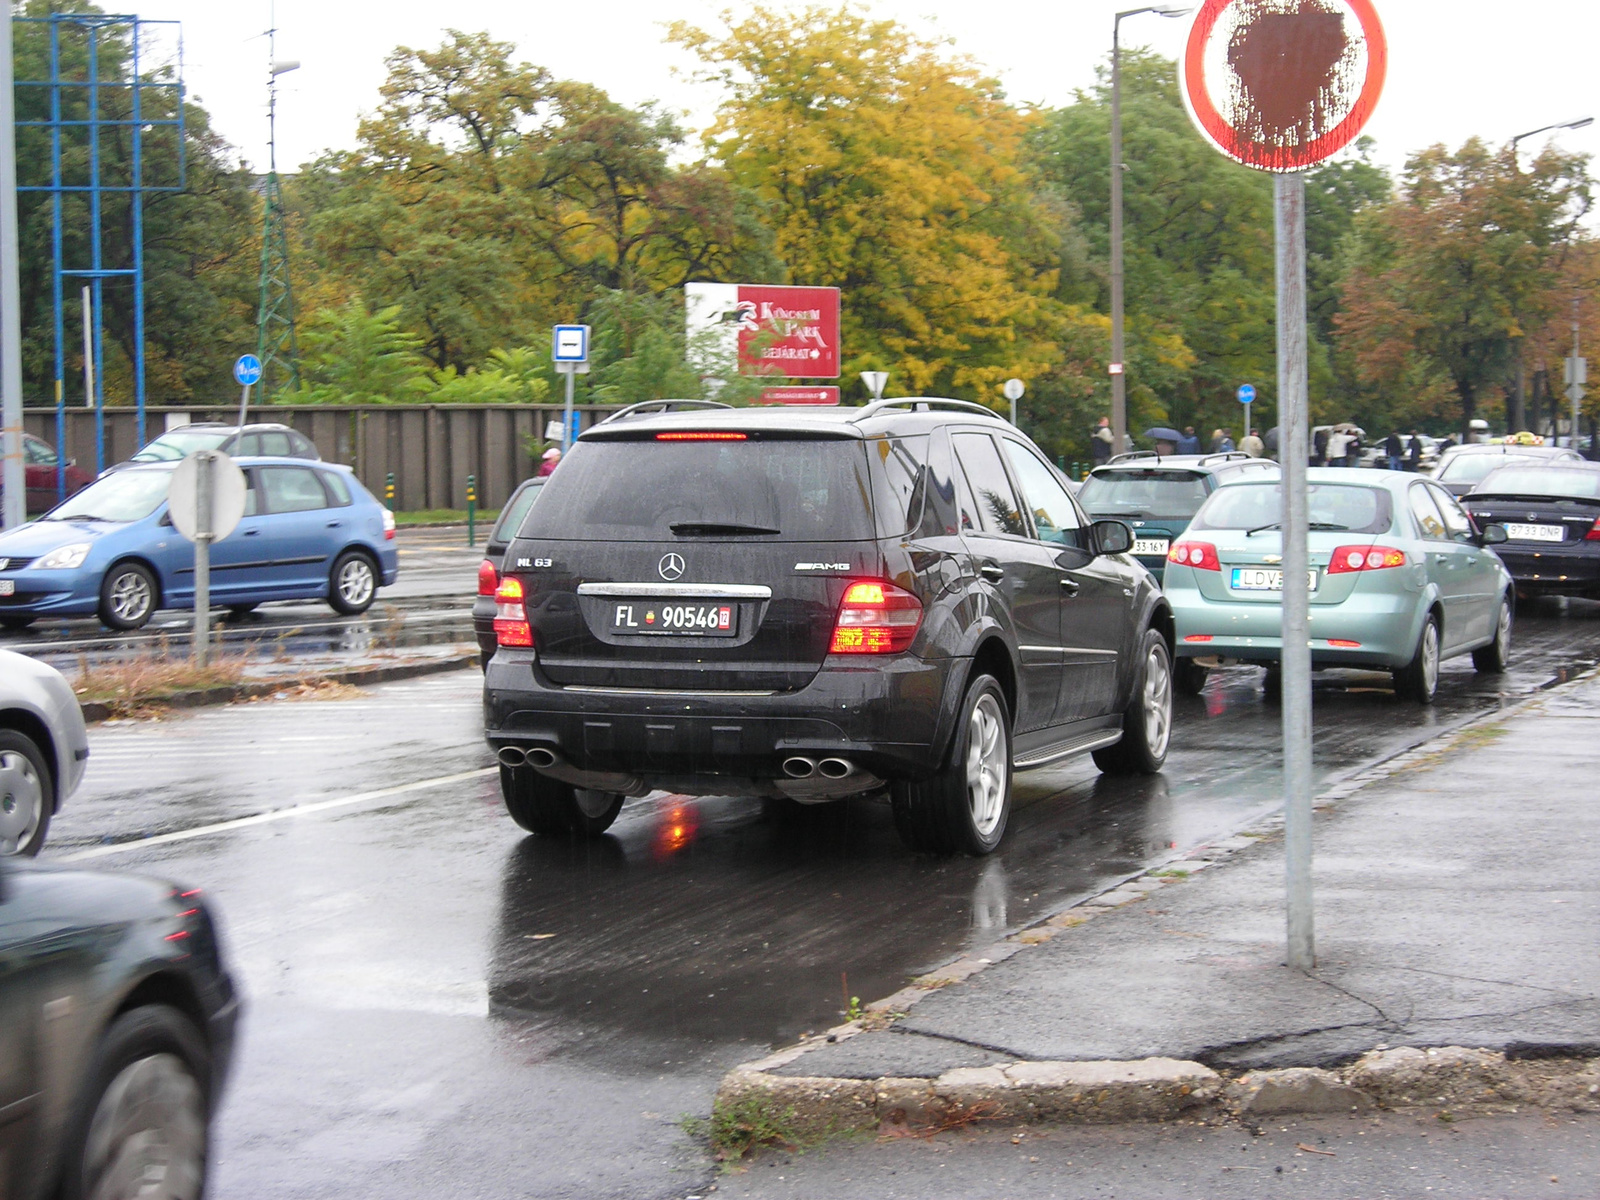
1167,540,1221,571
478,558,498,596
382,508,396,540
494,578,534,648
1586,518,1600,542
1326,545,1408,574
829,581,922,654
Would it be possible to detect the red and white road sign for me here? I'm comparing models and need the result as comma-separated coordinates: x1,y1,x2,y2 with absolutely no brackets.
757,386,841,406
1180,0,1386,173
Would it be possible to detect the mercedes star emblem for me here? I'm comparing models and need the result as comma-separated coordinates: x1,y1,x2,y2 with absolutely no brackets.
658,553,686,581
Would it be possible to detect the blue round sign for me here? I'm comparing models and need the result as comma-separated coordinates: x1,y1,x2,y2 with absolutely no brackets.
1237,383,1256,404
233,354,263,387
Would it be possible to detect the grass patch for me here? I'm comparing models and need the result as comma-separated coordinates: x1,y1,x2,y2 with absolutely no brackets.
392,507,499,526
73,650,249,713
1149,867,1191,879
682,1093,865,1163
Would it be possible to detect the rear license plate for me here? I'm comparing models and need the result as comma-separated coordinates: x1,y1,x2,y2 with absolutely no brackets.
1132,538,1170,557
1231,568,1319,593
1505,523,1565,542
611,600,736,636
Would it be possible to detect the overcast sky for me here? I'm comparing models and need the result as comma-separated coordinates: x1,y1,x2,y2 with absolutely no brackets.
127,0,1597,177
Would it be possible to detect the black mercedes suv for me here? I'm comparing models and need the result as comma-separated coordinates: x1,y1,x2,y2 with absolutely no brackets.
482,399,1175,855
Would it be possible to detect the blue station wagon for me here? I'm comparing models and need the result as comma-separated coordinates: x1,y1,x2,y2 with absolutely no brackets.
0,457,398,630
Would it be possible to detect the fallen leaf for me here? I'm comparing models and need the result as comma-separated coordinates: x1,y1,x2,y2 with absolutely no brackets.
1297,1143,1336,1157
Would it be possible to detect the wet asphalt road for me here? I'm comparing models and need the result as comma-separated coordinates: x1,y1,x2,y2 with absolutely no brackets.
28,587,1600,1198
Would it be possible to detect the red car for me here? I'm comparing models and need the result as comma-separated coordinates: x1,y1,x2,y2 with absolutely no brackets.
16,433,93,515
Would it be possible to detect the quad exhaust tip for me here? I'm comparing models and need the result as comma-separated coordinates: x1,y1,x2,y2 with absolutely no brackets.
497,746,559,769
496,746,526,767
782,756,817,778
818,758,856,779
525,747,558,768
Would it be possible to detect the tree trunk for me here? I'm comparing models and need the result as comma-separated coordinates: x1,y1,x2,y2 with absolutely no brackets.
1457,378,1477,445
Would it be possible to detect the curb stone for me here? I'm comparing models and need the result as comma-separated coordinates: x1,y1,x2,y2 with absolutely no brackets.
712,669,1599,1140
78,652,478,722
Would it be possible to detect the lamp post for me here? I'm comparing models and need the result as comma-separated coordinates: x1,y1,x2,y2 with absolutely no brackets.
1508,117,1591,435
1110,5,1191,458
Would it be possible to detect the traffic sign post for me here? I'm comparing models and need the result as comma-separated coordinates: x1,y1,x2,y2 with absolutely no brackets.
1181,0,1387,971
169,451,247,668
552,325,590,452
233,354,263,431
1003,377,1025,428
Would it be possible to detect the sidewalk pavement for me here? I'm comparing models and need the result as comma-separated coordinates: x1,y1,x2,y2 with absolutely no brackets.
722,670,1600,1130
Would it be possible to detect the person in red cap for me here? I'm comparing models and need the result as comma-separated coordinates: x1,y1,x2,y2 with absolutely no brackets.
536,447,561,478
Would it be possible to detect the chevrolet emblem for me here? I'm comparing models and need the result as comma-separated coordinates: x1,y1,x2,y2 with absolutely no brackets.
1263,555,1282,564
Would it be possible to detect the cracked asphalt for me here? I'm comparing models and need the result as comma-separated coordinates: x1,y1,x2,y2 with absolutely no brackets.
25,585,1600,1198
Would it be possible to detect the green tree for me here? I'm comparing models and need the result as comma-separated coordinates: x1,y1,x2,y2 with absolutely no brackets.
295,300,433,403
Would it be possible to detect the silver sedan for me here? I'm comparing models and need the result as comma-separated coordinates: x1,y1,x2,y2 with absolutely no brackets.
0,649,89,854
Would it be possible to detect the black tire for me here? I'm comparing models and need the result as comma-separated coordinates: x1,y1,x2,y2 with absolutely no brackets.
0,728,52,856
328,549,378,616
499,765,624,836
1394,613,1441,704
55,1005,211,1200
98,561,158,630
1173,656,1209,696
1092,628,1173,776
1262,666,1283,701
0,614,35,631
226,603,259,617
1472,596,1512,674
890,673,1012,856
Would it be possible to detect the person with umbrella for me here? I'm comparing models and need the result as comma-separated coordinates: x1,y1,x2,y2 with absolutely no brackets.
1145,426,1182,456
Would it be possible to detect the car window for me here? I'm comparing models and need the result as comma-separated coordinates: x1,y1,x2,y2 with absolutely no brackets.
1190,482,1393,535
868,435,931,539
522,438,874,543
256,431,293,456
44,469,169,522
242,471,260,517
321,471,353,506
1077,469,1211,519
23,436,56,465
133,429,231,462
1407,485,1448,540
1428,486,1475,541
260,466,330,513
952,433,1027,538
498,482,545,542
1002,439,1081,545
1437,452,1540,485
1474,467,1600,500
291,432,317,458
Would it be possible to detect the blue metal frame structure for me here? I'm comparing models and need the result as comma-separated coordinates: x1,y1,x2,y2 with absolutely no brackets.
15,13,184,489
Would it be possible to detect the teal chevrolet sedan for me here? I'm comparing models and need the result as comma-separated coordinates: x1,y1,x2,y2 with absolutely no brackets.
1164,469,1513,703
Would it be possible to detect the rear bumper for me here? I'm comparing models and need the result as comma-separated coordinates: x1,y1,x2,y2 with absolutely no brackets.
483,649,958,787
1495,547,1600,596
1167,577,1421,669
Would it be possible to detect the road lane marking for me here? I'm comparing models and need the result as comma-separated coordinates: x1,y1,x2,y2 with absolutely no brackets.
57,766,496,863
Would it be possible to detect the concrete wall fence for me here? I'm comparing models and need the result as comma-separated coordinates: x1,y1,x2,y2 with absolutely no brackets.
23,403,619,512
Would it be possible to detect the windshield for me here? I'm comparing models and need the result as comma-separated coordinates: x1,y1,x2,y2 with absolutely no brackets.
46,468,171,522
1190,482,1393,535
522,437,874,542
1475,467,1600,500
1078,470,1210,520
1437,452,1543,485
132,429,232,462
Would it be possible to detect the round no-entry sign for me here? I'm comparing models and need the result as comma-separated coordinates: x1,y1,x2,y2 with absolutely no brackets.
1180,0,1387,173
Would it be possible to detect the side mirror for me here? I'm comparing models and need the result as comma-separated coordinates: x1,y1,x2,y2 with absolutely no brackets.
1091,519,1134,557
1479,523,1508,546
158,511,173,527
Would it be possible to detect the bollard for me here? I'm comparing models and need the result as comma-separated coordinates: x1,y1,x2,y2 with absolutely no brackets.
384,472,395,511
466,474,477,548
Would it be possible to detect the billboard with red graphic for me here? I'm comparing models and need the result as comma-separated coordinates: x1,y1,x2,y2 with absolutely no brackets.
685,283,842,379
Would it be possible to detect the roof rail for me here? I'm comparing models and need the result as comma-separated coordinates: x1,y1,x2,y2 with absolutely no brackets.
1196,451,1256,466
848,398,1010,424
594,399,733,427
1106,450,1160,465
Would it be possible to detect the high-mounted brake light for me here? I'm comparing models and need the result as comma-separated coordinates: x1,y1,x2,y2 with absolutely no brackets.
655,431,748,441
1167,540,1221,572
493,577,534,648
477,558,498,596
1326,545,1408,574
830,580,922,654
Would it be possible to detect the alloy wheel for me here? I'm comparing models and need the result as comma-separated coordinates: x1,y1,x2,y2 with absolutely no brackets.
1421,621,1440,696
964,692,1007,837
0,749,43,855
338,558,375,608
109,571,152,625
83,1052,206,1200
1142,644,1173,760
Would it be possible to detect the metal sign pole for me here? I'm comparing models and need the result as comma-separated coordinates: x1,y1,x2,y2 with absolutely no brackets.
194,451,213,668
1276,171,1314,970
563,369,575,451
236,382,252,431
0,14,25,532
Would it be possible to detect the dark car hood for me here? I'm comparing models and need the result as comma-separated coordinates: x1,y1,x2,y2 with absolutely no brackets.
2,859,183,927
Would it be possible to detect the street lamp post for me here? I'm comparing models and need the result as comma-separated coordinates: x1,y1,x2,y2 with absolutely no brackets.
1110,5,1191,458
1508,117,1591,435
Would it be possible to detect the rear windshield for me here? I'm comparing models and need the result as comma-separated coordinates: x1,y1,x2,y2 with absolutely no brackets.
520,437,874,543
1436,452,1544,485
1474,467,1600,500
131,428,232,462
1078,470,1210,520
1190,482,1393,535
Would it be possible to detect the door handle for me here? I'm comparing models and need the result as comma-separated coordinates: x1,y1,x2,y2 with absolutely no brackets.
243,528,260,536
326,520,343,528
1059,578,1080,597
979,563,1005,582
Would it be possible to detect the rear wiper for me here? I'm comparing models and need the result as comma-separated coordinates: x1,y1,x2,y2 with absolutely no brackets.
1246,521,1279,536
1246,520,1348,536
669,522,780,537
